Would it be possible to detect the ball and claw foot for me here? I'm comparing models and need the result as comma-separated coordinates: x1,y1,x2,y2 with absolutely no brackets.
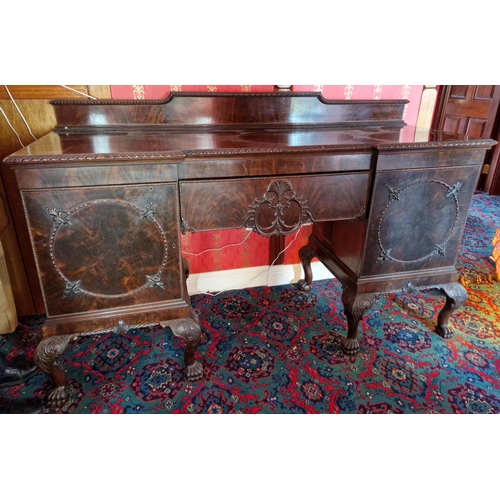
341,337,360,356
34,334,72,410
298,246,315,293
297,279,312,292
435,325,454,339
185,360,204,382
47,386,68,409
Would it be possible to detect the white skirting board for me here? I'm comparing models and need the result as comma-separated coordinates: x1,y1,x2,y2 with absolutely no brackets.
186,261,334,295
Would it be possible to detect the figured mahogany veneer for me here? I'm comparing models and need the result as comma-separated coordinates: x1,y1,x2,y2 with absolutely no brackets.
3,92,496,408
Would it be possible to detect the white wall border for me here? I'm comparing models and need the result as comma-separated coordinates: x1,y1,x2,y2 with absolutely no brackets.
187,261,334,295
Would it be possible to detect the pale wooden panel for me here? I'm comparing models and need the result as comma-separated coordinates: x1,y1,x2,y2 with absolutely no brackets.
87,85,112,99
0,100,60,315
0,100,57,154
0,85,87,100
415,85,438,142
0,88,111,316
0,85,110,100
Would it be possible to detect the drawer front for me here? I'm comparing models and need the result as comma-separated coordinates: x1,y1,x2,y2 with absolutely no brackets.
21,183,184,317
376,149,487,171
179,153,372,180
180,173,370,236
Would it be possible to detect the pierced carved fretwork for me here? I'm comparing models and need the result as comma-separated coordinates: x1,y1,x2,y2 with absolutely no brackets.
245,180,314,237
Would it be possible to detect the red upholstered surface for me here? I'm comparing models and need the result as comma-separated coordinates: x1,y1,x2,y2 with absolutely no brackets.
110,85,423,273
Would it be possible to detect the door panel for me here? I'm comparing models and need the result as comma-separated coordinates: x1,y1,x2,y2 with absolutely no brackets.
21,183,183,317
432,85,500,191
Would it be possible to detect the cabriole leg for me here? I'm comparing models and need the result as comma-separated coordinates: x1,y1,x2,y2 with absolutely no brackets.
298,245,316,292
435,282,467,339
34,334,73,409
162,311,203,382
340,286,375,356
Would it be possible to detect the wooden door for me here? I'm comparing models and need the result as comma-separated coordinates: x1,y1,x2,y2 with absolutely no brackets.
432,85,500,191
21,182,184,319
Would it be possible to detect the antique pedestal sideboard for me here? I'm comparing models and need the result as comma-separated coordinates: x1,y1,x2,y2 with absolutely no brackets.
3,92,496,408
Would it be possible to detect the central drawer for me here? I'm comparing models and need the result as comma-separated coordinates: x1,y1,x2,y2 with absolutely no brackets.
180,172,370,236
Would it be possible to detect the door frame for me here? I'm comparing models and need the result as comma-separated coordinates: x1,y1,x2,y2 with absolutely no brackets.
432,85,500,193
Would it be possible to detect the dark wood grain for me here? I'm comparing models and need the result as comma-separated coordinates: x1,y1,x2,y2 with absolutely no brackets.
2,92,497,404
180,173,369,233
51,93,408,128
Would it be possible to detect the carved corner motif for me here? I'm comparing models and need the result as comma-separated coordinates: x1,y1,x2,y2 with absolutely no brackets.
63,280,83,297
435,244,446,256
244,179,314,237
386,186,400,201
146,273,165,290
377,248,392,262
181,217,195,235
446,181,463,198
141,201,158,219
46,206,71,226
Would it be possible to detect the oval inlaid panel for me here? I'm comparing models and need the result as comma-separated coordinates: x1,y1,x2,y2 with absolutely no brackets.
52,200,166,296
378,180,458,262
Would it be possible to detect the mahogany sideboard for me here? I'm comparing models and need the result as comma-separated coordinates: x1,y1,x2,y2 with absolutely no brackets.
2,92,496,408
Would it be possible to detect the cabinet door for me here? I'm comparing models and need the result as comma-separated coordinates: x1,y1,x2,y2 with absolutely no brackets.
361,165,480,277
21,183,183,317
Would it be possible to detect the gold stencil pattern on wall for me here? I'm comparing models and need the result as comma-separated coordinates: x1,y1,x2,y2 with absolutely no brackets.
241,229,251,268
212,232,222,271
344,85,354,100
182,230,193,254
373,85,383,99
171,85,182,92
132,86,145,100
241,86,252,92
207,86,217,92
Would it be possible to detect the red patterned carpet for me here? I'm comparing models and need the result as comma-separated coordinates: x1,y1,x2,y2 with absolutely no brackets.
1,194,499,413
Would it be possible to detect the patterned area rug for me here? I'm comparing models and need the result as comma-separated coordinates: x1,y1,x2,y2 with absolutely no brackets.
1,194,499,413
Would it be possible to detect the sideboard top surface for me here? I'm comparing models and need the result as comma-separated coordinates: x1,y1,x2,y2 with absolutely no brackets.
3,93,497,165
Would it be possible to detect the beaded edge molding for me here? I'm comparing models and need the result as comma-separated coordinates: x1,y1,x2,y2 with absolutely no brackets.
5,140,494,164
50,92,409,106
4,151,186,164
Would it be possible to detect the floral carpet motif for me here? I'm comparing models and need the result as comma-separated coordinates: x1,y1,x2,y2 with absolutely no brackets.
1,194,499,414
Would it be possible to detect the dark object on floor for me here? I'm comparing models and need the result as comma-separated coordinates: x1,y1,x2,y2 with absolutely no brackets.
0,361,38,388
0,400,43,414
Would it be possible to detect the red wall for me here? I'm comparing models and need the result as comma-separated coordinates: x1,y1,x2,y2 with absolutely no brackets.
110,85,424,273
